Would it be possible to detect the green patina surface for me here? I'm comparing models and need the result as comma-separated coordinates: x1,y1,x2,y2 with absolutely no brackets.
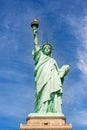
30,20,69,116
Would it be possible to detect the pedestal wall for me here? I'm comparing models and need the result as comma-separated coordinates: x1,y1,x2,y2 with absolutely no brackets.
20,116,72,130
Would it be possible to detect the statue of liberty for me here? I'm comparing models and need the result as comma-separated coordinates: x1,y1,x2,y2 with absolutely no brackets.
31,19,69,116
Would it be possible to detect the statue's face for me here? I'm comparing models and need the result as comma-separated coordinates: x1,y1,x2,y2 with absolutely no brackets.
42,44,52,56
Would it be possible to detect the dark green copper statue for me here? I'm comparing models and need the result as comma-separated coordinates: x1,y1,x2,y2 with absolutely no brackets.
30,19,69,117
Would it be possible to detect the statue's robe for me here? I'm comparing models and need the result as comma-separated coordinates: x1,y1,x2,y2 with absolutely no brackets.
33,49,69,112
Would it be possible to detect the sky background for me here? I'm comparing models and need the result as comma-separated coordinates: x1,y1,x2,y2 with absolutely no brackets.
0,0,87,130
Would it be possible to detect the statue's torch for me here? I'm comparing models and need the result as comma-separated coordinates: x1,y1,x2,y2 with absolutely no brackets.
31,19,39,34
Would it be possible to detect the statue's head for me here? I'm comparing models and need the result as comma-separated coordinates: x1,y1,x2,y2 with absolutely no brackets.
42,43,52,56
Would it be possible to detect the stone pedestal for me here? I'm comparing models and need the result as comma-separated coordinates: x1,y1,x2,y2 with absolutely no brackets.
20,116,72,130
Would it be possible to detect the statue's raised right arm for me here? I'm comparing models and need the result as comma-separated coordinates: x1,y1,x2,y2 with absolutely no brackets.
31,19,40,52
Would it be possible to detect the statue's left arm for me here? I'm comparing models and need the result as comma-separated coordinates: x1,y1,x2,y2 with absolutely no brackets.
54,60,70,80
59,65,70,78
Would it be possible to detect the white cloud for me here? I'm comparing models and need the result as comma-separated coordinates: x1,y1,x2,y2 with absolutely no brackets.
68,16,87,80
75,16,87,78
69,109,87,126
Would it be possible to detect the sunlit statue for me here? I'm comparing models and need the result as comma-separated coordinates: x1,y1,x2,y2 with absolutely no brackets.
31,19,70,116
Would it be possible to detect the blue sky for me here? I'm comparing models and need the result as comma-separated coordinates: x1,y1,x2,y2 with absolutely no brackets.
0,0,87,130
